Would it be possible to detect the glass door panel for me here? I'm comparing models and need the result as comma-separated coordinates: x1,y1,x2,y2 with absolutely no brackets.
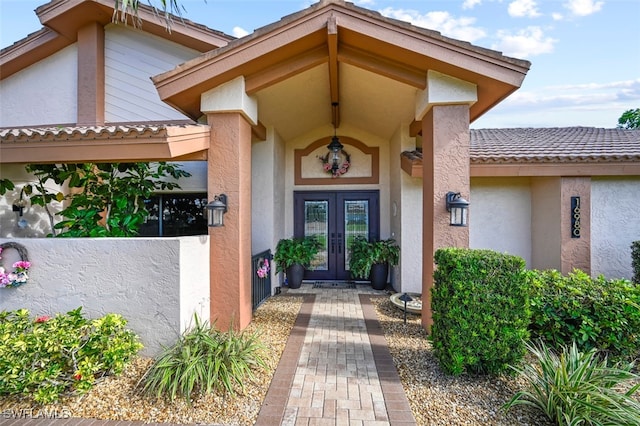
304,201,328,271
343,200,369,272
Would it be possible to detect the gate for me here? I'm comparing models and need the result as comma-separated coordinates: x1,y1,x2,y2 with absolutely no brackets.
251,249,272,310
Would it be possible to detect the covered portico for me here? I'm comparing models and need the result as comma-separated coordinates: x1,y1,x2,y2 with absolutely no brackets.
150,0,530,331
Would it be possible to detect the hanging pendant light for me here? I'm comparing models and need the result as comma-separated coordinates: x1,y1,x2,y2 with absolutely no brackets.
327,102,343,173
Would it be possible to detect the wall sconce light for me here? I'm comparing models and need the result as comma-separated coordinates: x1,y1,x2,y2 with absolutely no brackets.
12,187,29,229
446,192,469,227
205,194,227,227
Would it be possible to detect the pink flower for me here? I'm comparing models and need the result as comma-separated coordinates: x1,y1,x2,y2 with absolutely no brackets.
323,163,331,171
35,315,50,323
13,261,31,271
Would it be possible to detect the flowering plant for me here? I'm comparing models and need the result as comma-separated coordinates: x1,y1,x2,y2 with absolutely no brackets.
256,258,270,278
319,150,351,178
0,244,31,288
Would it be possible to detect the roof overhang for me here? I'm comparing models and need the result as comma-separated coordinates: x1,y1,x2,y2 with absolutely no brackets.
152,1,531,125
0,124,210,163
1,0,233,81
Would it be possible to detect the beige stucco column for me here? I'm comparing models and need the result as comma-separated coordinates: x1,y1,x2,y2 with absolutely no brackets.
202,77,257,331
531,177,591,275
560,177,591,274
416,71,476,332
77,22,105,126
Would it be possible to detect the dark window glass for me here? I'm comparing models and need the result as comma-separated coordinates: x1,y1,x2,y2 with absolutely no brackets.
138,193,208,236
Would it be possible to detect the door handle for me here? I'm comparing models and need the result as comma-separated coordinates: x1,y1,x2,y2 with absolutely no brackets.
330,233,336,254
337,233,342,254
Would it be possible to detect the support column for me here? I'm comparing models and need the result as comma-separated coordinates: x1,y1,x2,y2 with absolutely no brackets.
421,105,470,332
77,22,105,126
207,112,253,331
560,177,591,274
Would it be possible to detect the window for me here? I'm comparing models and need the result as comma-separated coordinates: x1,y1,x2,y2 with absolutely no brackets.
138,193,208,236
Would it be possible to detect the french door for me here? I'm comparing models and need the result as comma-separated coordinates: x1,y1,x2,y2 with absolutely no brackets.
294,191,379,281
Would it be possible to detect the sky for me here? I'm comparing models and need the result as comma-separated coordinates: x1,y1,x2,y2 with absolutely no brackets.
1,0,639,129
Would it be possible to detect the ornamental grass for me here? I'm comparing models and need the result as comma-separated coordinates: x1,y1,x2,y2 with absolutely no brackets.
504,340,640,426
138,313,266,403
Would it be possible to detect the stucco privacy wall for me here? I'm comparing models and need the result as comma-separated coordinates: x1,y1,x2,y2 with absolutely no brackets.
104,25,199,122
591,177,640,280
0,237,210,356
470,177,532,266
0,45,78,127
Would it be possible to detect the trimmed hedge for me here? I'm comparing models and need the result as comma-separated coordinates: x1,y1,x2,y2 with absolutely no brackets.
632,241,640,285
431,248,531,375
529,269,640,361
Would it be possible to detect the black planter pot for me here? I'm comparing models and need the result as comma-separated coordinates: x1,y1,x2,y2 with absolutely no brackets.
286,263,305,289
369,263,389,290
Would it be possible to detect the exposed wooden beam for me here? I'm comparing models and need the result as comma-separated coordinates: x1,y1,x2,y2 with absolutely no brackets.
339,45,425,89
244,46,327,94
327,14,340,127
409,120,422,137
251,121,267,141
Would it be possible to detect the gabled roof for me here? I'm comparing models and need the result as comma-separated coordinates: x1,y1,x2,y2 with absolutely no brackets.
153,0,530,126
401,127,640,177
0,0,234,80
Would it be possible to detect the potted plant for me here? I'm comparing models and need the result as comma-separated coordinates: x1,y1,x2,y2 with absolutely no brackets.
349,237,400,290
274,236,320,289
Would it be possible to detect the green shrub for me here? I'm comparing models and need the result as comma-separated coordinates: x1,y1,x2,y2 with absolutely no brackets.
139,314,266,402
529,269,640,361
504,340,640,425
632,241,640,285
0,307,142,403
431,248,531,375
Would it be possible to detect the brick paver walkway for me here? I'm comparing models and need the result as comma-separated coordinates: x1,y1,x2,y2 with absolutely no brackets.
1,284,416,426
257,284,416,425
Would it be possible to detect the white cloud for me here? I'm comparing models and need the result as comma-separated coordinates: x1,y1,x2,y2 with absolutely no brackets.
492,26,556,58
472,79,640,128
232,26,249,38
355,0,376,6
508,0,541,18
462,0,483,10
379,8,486,43
551,12,564,20
563,0,604,16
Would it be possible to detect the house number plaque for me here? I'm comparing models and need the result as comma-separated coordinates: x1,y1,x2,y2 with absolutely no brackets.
571,196,581,238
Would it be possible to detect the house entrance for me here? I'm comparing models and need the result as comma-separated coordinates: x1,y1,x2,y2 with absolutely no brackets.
294,190,380,281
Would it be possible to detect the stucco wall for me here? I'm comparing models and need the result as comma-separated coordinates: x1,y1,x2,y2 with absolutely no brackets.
389,125,422,294
0,237,210,356
0,45,78,127
470,177,532,266
591,177,640,279
104,25,198,122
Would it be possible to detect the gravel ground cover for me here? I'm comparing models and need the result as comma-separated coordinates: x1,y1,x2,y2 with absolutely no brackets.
0,295,303,425
3,293,637,425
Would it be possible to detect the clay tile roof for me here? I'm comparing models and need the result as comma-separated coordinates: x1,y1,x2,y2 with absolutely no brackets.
0,123,208,143
402,127,640,165
471,127,640,163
